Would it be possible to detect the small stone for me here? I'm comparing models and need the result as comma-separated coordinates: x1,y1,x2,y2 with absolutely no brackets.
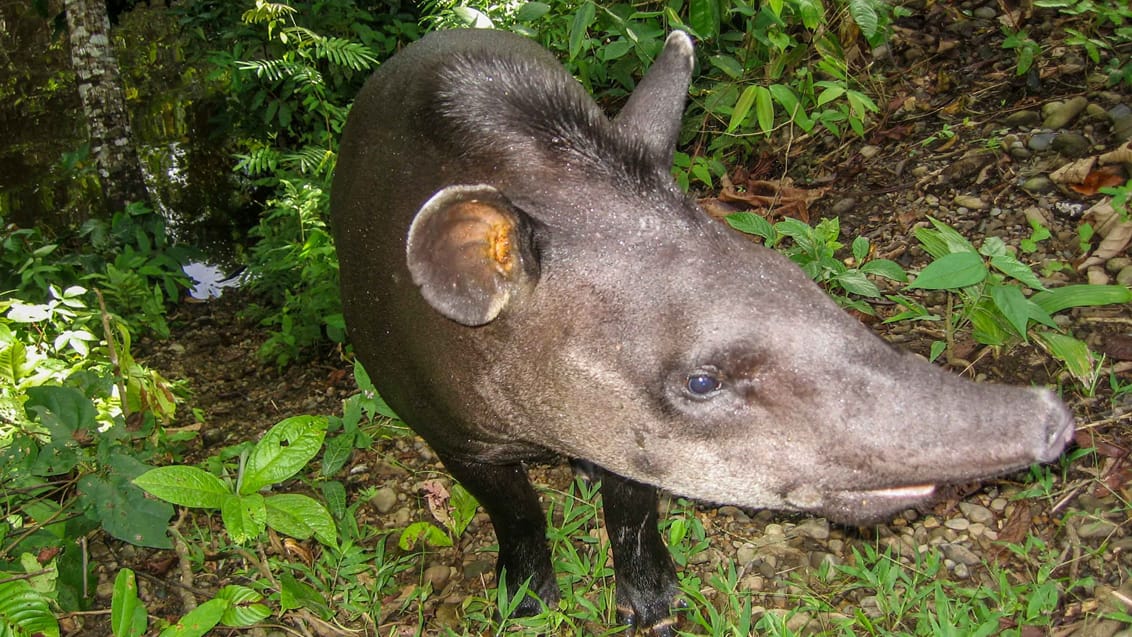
972,6,996,19
1043,95,1089,129
1076,518,1120,539
990,498,1008,512
1003,110,1041,128
793,517,830,541
1051,132,1091,157
370,487,397,513
1117,265,1132,287
859,144,881,159
940,542,981,566
958,502,995,525
424,564,452,590
1028,132,1057,152
1020,176,1054,193
1109,103,1132,142
717,505,750,521
831,197,858,216
953,563,971,579
737,543,759,565
944,517,970,531
1106,257,1131,273
953,194,987,209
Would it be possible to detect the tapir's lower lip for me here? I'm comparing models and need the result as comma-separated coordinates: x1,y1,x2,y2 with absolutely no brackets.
812,484,938,524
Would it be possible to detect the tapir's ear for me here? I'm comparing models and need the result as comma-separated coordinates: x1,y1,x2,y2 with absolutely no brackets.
407,185,540,327
613,31,695,166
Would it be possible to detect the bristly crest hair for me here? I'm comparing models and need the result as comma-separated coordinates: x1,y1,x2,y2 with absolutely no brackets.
421,50,676,195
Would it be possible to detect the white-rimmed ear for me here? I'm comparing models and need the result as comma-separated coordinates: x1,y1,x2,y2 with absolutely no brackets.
613,31,695,166
407,185,540,326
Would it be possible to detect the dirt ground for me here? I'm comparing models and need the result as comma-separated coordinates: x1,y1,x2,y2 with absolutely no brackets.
92,3,1132,636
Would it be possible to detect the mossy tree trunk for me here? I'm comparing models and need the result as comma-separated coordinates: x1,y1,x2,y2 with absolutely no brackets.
64,0,147,215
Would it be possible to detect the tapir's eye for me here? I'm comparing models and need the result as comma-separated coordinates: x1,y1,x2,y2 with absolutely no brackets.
685,372,722,397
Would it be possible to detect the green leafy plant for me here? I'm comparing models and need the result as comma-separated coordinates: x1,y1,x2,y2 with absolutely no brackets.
134,415,338,548
894,217,1132,376
110,568,270,637
398,481,479,550
725,212,908,313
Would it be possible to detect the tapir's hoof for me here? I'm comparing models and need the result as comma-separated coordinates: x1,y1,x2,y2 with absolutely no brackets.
618,605,678,637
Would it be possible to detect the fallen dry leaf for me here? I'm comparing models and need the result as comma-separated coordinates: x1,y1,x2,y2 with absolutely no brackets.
1050,157,1097,186
1098,141,1132,165
705,171,828,223
1068,165,1126,196
1078,198,1132,270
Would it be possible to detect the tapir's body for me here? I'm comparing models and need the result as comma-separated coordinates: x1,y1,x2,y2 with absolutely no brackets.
332,29,1073,635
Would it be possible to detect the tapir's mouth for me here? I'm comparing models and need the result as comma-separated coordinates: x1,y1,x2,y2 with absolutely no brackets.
789,483,938,524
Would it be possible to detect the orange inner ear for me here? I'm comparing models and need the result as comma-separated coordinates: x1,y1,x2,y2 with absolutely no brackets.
488,221,514,275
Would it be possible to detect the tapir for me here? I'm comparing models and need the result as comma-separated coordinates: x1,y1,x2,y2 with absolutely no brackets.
331,28,1074,635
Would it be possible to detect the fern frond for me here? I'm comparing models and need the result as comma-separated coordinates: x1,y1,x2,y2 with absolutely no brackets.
317,38,379,71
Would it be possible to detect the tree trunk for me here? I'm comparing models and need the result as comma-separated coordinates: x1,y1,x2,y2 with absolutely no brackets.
64,0,147,214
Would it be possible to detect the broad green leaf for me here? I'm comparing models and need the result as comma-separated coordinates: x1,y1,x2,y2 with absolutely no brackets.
990,284,1032,339
836,270,881,297
990,254,1046,290
908,252,988,290
0,579,58,637
321,433,353,477
320,480,347,520
817,84,845,106
111,569,146,637
599,39,633,61
754,85,774,133
134,466,230,509
221,493,266,544
158,597,228,637
81,473,174,549
278,572,328,614
241,415,327,495
708,54,743,79
399,521,453,550
1033,331,1095,386
729,84,759,132
689,0,721,38
514,2,550,22
851,236,869,261
725,212,775,241
849,0,880,38
215,585,271,627
860,259,908,282
929,340,947,362
24,385,98,439
448,483,480,537
265,493,339,549
928,216,979,253
568,3,596,60
1032,284,1132,315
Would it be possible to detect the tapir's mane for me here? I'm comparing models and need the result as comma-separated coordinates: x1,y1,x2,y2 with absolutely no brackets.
424,50,673,194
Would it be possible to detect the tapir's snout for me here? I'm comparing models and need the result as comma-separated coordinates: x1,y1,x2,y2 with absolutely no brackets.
1034,388,1076,462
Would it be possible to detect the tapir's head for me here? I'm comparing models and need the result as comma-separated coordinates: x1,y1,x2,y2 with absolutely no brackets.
401,31,1074,523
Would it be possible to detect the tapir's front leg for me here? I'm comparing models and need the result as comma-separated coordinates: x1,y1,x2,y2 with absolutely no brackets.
597,466,679,636
437,454,560,615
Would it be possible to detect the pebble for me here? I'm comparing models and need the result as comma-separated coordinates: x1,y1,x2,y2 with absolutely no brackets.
1076,518,1120,539
831,197,858,216
972,6,996,19
1117,266,1132,287
953,194,987,209
1052,132,1091,157
941,542,982,566
1107,257,1131,273
944,517,970,531
424,564,452,590
1110,103,1132,141
958,502,995,525
1043,95,1089,129
793,517,831,541
370,486,397,513
859,144,881,159
1003,110,1041,128
1028,132,1057,152
1020,175,1054,193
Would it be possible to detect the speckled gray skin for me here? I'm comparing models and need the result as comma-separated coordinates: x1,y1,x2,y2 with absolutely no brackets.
331,29,1074,635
